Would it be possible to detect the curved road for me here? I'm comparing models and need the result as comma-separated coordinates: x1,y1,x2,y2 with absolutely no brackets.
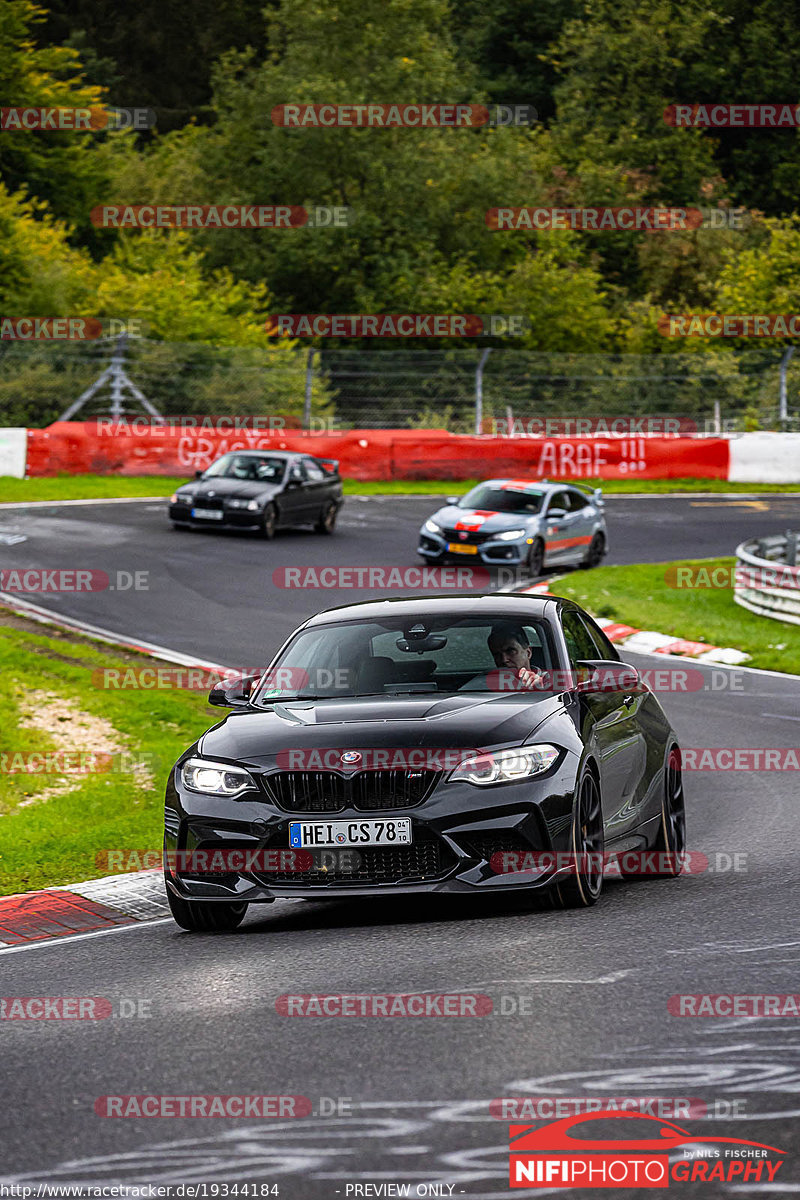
1,492,800,1195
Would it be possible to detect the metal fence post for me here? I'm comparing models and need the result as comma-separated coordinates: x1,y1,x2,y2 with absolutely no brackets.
475,348,491,435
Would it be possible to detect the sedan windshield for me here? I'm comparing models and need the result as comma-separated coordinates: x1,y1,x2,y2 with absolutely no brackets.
251,615,556,703
458,484,544,514
203,454,287,482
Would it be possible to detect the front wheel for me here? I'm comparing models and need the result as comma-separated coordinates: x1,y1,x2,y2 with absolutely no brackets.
260,503,277,539
652,745,686,876
526,537,545,579
315,502,338,534
554,767,604,908
166,886,248,932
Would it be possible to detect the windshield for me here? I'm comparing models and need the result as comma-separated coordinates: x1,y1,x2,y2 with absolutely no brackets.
251,615,557,704
458,484,545,515
203,453,287,482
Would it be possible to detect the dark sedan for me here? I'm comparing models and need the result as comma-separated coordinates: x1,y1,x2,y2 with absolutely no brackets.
163,594,686,931
168,449,343,537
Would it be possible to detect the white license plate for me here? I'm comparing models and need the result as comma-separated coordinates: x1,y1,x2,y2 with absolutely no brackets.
289,819,412,848
192,508,224,520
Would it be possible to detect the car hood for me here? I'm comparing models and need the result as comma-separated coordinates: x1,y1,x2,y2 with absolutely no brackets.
198,692,565,765
177,478,281,501
431,505,539,532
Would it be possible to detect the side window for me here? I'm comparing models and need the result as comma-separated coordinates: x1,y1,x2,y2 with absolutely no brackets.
289,460,307,483
566,490,589,511
578,613,618,661
547,491,570,516
561,610,599,664
303,459,325,482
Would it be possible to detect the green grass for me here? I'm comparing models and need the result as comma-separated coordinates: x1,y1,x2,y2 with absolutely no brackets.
0,474,798,503
547,557,800,675
0,611,217,895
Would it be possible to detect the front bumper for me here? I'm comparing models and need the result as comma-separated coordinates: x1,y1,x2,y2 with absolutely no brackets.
163,755,580,903
169,502,262,529
417,531,533,565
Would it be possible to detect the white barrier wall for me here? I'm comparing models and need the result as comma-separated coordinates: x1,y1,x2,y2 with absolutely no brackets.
729,432,800,483
0,428,27,478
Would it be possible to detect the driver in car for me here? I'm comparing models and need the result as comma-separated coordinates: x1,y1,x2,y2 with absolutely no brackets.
460,622,546,692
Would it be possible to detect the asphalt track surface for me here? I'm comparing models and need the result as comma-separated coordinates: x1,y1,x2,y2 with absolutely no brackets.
2,492,800,1197
1,492,799,665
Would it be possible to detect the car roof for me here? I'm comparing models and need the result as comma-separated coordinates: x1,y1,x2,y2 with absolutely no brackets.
477,479,579,492
304,593,558,627
215,449,301,459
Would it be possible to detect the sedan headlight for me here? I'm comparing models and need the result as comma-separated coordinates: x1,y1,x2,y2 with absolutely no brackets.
170,492,187,504
181,757,256,797
448,745,559,786
423,518,442,534
494,528,527,541
226,498,261,511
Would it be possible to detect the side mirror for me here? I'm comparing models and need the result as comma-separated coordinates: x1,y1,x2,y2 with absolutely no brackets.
574,659,640,693
194,469,204,480
208,672,261,708
548,508,566,519
445,495,459,505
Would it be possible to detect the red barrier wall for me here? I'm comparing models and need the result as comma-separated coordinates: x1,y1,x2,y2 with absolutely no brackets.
25,422,731,480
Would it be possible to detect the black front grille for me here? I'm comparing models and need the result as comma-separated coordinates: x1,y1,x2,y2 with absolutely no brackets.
256,828,456,886
353,770,440,809
192,497,224,511
267,772,346,812
442,528,493,545
265,769,440,812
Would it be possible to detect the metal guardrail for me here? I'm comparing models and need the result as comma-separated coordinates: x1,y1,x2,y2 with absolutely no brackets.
734,531,800,626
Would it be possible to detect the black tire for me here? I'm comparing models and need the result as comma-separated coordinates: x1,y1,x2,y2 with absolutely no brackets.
651,745,686,876
554,766,604,908
526,537,545,578
315,502,338,534
166,886,248,932
260,503,277,539
580,531,605,569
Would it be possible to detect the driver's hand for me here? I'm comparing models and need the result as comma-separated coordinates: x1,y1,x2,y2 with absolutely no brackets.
516,667,546,691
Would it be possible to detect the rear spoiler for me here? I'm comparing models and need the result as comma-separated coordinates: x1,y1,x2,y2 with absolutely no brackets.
314,457,339,475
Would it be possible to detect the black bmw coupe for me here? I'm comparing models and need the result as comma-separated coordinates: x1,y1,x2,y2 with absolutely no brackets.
164,593,686,930
168,450,343,537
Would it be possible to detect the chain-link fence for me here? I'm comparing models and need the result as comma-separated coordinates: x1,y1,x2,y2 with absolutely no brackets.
2,339,799,432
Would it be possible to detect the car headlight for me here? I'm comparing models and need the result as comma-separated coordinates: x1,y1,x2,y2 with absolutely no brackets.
226,498,262,511
170,492,187,504
180,757,256,797
494,528,527,541
423,519,442,534
448,745,559,786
